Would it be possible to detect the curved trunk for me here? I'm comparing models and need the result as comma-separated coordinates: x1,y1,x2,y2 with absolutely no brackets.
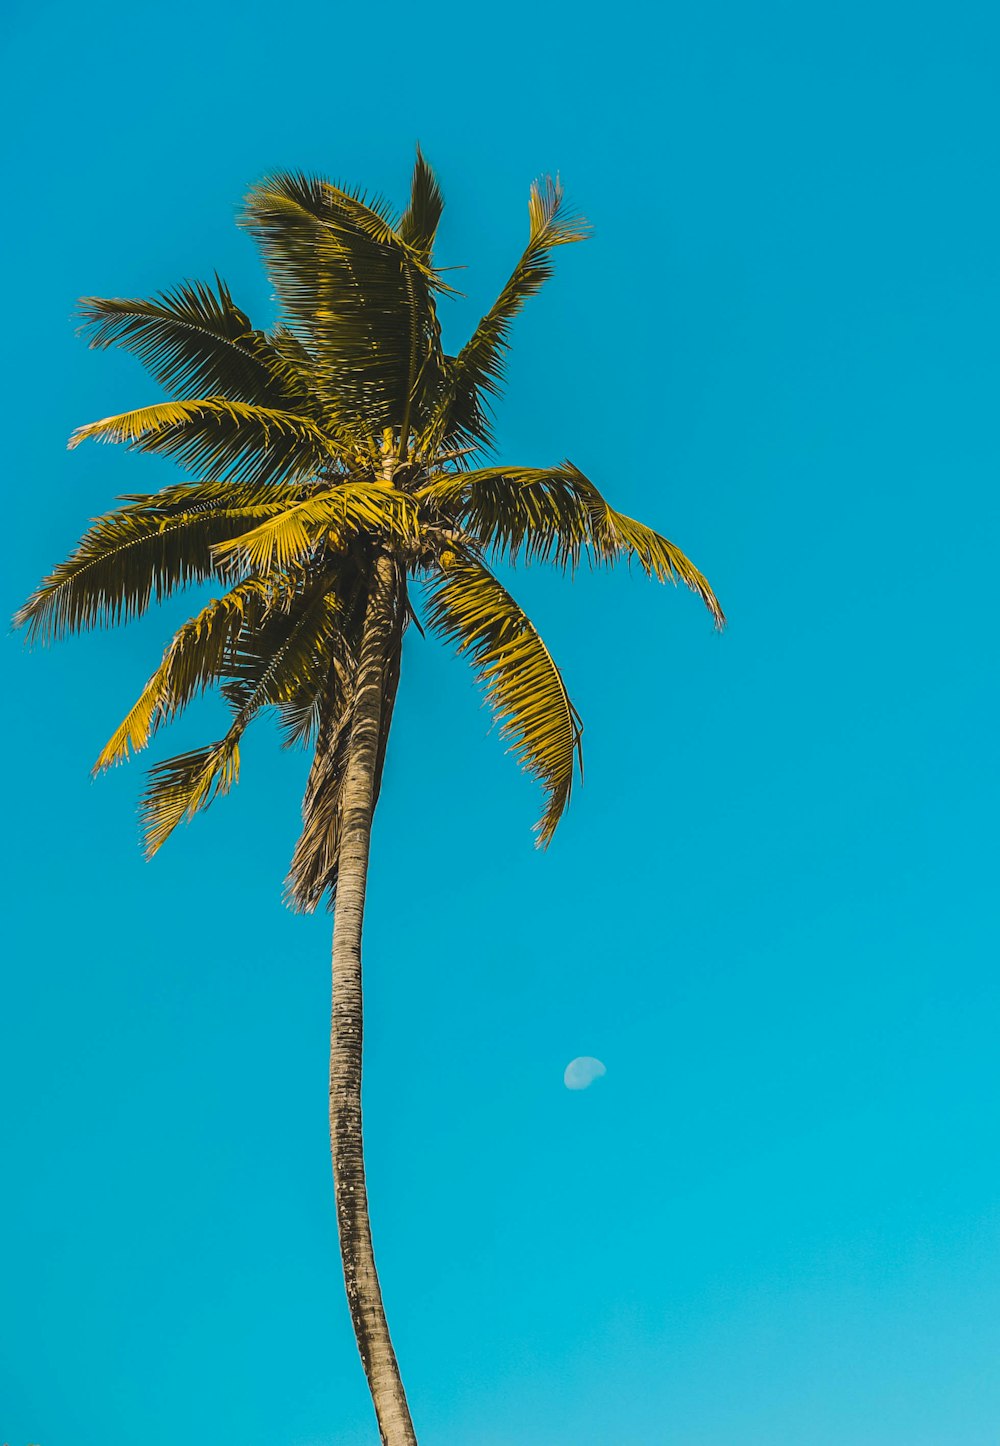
329,553,417,1445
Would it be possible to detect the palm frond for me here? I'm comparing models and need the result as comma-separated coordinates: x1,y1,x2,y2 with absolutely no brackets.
266,323,321,389
77,279,312,408
285,703,351,913
419,465,591,568
425,178,588,450
398,146,444,262
421,551,582,843
222,589,344,714
140,587,343,856
140,739,242,858
276,642,344,750
213,482,421,573
285,568,405,912
13,499,291,643
589,505,725,624
241,172,445,442
420,463,725,625
112,476,315,514
69,398,343,484
94,574,290,771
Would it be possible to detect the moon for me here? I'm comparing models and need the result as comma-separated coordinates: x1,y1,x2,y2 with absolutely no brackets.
563,1056,607,1090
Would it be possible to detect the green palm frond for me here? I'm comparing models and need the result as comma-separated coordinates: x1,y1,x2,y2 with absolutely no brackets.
276,644,345,749
398,146,445,263
140,739,242,858
425,178,588,450
241,172,445,443
589,505,725,624
213,482,421,573
111,476,316,515
69,398,343,484
422,551,582,844
140,586,343,856
266,324,320,393
13,500,290,643
222,589,344,714
78,278,312,408
419,465,592,567
94,574,291,771
420,463,726,625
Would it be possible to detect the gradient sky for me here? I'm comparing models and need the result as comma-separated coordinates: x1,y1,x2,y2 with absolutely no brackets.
3,1,999,1443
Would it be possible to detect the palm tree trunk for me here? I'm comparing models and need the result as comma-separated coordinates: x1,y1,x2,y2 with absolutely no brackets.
329,553,417,1445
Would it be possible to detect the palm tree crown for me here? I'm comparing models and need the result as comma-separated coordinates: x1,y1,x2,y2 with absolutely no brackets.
16,152,722,906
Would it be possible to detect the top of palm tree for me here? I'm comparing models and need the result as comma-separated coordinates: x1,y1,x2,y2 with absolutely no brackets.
15,149,723,910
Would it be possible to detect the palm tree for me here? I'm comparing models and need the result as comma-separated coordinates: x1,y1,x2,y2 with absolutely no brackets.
15,151,724,1445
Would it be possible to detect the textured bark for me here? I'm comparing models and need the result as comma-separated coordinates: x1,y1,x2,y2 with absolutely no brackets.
329,552,416,1445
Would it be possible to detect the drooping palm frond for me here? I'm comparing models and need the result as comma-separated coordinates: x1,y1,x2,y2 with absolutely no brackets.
221,587,345,715
139,739,243,859
14,500,287,643
275,638,347,750
269,547,369,756
425,178,588,451
212,481,421,573
419,465,592,568
78,279,313,409
69,397,344,484
94,574,294,771
588,505,725,625
420,463,726,625
241,173,445,443
284,686,352,911
421,551,582,843
285,564,406,912
139,586,343,856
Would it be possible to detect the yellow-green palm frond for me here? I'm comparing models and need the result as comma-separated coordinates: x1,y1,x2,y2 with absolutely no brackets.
426,178,588,451
69,398,344,484
419,465,592,568
221,589,344,717
213,482,421,573
398,146,445,263
241,172,446,442
139,739,243,859
588,505,725,625
420,463,726,626
266,324,319,388
275,638,348,750
459,178,588,402
13,497,293,643
77,278,312,409
94,574,292,771
422,551,582,844
140,586,343,856
112,476,315,514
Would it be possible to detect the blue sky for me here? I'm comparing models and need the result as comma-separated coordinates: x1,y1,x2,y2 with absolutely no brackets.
2,0,999,1442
